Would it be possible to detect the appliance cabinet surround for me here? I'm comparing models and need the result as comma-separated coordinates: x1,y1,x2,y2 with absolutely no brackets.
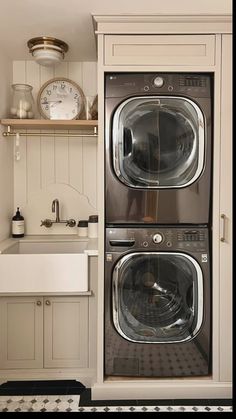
93,14,232,400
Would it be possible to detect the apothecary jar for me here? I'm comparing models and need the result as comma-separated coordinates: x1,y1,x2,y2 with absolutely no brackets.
10,84,35,119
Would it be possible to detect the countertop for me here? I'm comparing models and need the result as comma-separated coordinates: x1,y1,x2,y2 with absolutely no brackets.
0,235,98,256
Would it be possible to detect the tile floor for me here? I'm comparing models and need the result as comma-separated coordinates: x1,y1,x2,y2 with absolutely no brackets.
0,381,233,412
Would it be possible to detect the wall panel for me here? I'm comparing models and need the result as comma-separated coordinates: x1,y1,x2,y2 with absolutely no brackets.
13,60,97,234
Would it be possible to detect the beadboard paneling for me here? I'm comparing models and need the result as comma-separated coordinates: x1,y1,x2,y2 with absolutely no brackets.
13,61,97,234
0,52,13,241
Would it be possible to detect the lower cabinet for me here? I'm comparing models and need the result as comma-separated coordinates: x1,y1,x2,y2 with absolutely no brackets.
0,296,88,369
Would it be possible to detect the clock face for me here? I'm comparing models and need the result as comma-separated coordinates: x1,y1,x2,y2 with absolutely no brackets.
38,78,85,120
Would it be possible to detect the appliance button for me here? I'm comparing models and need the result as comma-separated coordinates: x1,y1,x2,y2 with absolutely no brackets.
152,233,163,244
143,241,149,247
144,85,150,91
153,76,164,88
166,241,172,247
168,85,174,91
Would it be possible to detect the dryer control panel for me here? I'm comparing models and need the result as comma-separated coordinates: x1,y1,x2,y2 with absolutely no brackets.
105,72,212,99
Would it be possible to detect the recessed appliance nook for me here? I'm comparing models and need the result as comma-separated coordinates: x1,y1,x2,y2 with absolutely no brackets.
104,71,212,378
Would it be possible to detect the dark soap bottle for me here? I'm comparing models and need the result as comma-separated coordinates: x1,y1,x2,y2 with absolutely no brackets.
12,207,25,238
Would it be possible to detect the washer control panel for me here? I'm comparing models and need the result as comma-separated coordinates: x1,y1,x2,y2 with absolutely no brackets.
106,227,208,253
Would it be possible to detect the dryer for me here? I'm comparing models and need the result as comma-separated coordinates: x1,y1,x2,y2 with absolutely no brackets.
105,226,211,377
105,72,213,225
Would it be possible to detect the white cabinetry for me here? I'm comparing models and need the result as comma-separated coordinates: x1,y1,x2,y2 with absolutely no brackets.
0,256,98,385
104,35,215,66
0,297,43,369
0,296,88,370
219,34,232,382
44,296,88,368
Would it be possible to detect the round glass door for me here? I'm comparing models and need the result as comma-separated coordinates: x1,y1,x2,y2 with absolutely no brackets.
112,96,205,188
112,252,203,343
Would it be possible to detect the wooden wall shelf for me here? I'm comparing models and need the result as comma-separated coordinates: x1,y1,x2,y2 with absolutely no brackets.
0,119,98,131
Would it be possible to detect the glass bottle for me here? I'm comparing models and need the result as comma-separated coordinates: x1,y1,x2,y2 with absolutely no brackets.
10,84,35,119
12,207,25,238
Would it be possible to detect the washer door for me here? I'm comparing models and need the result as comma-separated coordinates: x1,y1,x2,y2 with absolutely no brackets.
112,96,205,188
112,252,203,343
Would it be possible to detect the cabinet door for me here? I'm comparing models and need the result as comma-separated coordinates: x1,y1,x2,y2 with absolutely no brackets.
44,297,89,368
104,35,215,66
0,297,43,369
219,34,232,382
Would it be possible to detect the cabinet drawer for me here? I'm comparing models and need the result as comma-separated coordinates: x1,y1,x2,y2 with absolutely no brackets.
104,35,215,66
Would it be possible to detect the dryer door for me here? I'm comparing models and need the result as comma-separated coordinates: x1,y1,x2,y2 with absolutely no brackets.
113,96,205,188
112,252,203,343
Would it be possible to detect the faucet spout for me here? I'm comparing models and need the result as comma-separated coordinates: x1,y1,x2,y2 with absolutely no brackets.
52,199,60,222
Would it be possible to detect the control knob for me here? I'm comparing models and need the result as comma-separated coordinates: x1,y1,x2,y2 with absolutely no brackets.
152,233,163,244
153,76,164,88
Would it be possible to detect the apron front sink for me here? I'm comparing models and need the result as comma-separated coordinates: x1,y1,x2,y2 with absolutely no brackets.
0,240,89,293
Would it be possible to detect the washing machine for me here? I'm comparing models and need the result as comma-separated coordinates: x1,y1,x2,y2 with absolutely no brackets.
105,226,211,377
105,72,213,225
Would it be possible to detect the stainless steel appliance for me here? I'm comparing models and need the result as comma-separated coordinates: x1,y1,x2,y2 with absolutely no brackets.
105,226,211,377
105,72,213,224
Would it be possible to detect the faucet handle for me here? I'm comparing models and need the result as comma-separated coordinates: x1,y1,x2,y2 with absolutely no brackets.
66,219,76,227
41,219,53,228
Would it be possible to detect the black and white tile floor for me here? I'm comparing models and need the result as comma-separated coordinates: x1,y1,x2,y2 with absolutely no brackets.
0,381,233,412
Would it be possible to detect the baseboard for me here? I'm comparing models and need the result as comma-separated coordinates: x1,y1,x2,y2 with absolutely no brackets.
0,368,96,388
91,380,232,400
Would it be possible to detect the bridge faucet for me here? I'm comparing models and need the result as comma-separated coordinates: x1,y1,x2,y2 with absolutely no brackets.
52,199,60,222
41,199,76,228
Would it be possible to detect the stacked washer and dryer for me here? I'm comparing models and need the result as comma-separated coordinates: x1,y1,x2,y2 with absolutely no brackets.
104,73,212,378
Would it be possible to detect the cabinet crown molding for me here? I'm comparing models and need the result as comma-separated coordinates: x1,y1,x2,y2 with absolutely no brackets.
92,14,232,35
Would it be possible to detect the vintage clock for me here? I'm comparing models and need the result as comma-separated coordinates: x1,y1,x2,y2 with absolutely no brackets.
37,77,85,120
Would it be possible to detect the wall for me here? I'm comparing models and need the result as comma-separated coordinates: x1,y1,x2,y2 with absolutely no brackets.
13,61,97,235
0,51,13,241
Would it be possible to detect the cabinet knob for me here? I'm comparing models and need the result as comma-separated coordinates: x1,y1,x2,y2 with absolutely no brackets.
36,300,42,306
45,300,51,306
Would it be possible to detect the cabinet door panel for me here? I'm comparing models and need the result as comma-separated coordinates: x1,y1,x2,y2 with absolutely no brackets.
219,34,232,382
104,35,215,66
0,297,43,369
44,297,88,368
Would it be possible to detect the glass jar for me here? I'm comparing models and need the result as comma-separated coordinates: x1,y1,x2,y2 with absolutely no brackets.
77,220,88,237
88,214,98,238
10,84,35,119
85,95,98,120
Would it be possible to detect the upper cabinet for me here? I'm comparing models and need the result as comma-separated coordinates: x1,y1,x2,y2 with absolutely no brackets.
104,35,215,66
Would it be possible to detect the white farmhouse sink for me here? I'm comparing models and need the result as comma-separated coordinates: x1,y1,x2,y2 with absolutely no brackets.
3,241,88,254
0,240,89,293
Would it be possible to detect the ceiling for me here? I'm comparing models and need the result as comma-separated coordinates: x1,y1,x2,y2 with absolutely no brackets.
0,0,232,62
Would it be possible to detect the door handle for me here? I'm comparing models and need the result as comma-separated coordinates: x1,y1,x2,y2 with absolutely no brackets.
45,300,51,306
123,127,133,156
220,214,226,242
36,300,42,306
